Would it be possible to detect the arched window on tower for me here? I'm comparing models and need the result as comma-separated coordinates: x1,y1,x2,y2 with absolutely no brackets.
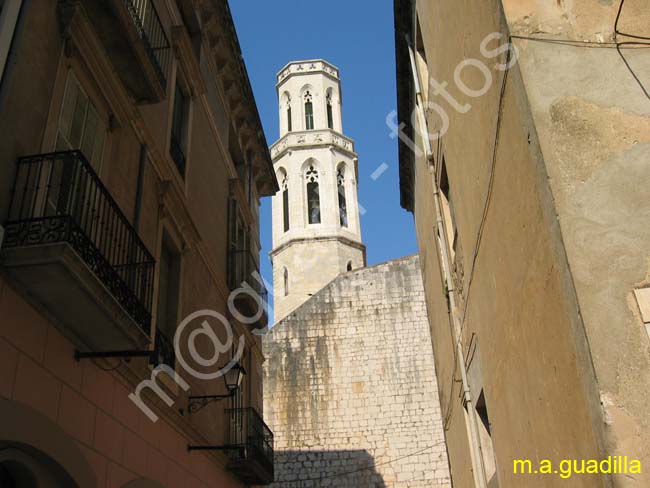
283,267,289,296
347,261,353,272
304,91,314,130
305,165,321,224
326,91,334,129
282,92,292,133
337,165,348,227
281,172,289,232
286,97,292,132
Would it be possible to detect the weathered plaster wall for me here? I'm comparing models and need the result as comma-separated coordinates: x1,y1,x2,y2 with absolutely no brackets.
506,0,650,482
406,0,649,486
263,255,450,487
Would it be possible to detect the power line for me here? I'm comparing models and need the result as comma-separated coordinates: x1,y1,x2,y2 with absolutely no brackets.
613,0,650,101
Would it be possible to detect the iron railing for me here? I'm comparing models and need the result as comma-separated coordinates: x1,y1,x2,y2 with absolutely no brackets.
225,407,274,480
123,0,171,86
228,248,268,307
3,151,155,334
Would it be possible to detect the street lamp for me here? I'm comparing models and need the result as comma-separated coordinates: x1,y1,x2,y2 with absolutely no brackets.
187,362,246,414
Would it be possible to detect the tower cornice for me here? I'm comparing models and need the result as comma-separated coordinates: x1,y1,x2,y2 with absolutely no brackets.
270,129,356,161
276,59,340,85
269,235,366,259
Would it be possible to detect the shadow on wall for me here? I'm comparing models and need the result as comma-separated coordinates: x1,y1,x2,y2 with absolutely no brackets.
272,449,387,487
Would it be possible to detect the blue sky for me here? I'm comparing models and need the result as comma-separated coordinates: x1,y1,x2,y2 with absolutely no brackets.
229,0,418,298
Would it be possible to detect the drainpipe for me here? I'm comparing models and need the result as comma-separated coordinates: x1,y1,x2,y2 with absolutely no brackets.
133,144,147,232
406,35,489,488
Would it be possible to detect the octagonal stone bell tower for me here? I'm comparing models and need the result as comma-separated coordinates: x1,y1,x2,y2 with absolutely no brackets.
270,59,366,322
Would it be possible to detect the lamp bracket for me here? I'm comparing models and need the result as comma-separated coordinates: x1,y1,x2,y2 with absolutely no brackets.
187,391,235,414
74,350,154,362
187,445,244,455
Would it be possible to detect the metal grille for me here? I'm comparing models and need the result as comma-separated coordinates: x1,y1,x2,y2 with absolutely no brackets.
225,407,274,474
3,151,155,334
123,0,171,85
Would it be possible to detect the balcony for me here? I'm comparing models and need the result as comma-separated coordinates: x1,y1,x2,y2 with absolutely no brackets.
227,248,268,328
224,408,274,485
2,151,155,351
60,0,171,102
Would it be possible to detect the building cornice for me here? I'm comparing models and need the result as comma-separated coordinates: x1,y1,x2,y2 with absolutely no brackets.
270,129,357,161
393,0,416,213
269,235,366,259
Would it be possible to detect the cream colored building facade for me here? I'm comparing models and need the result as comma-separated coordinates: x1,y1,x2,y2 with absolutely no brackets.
394,0,650,487
270,60,365,321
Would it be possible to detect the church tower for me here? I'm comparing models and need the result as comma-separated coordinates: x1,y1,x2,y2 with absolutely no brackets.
270,60,366,322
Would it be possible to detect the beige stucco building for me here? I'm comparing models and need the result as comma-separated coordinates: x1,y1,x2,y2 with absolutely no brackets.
394,0,650,487
269,60,366,322
0,0,276,486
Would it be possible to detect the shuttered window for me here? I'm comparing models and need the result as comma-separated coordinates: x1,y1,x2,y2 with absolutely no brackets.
56,73,105,171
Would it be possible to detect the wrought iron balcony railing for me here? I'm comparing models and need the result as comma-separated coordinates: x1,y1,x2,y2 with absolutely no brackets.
3,151,155,334
123,0,171,86
227,248,269,325
225,407,274,485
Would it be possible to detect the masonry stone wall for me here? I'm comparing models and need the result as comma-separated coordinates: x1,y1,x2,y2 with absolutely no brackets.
263,255,451,487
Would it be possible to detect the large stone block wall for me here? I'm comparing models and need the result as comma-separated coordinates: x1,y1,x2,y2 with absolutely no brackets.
263,255,450,487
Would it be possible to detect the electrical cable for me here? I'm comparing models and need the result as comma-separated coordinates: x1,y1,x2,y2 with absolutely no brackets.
615,0,650,41
510,34,650,49
439,42,511,432
279,441,447,484
616,42,650,101
613,0,650,101
444,0,649,430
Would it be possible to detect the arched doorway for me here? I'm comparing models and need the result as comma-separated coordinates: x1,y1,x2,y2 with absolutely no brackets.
0,398,96,487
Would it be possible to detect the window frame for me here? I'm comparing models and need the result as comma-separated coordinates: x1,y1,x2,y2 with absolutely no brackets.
304,91,314,130
169,68,192,178
304,164,321,225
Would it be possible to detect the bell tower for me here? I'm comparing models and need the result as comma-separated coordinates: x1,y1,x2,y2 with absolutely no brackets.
270,59,366,322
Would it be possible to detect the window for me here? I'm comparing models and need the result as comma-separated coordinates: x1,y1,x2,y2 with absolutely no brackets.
475,391,498,486
287,105,292,132
439,158,457,260
281,172,289,232
305,165,320,224
283,267,289,296
304,91,314,130
227,197,249,289
56,72,106,170
0,0,24,85
326,91,333,129
155,231,181,367
346,261,352,272
282,92,292,133
170,77,190,176
285,93,292,132
337,166,348,227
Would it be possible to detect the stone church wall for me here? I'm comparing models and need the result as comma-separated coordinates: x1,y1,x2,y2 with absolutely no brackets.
263,255,451,487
